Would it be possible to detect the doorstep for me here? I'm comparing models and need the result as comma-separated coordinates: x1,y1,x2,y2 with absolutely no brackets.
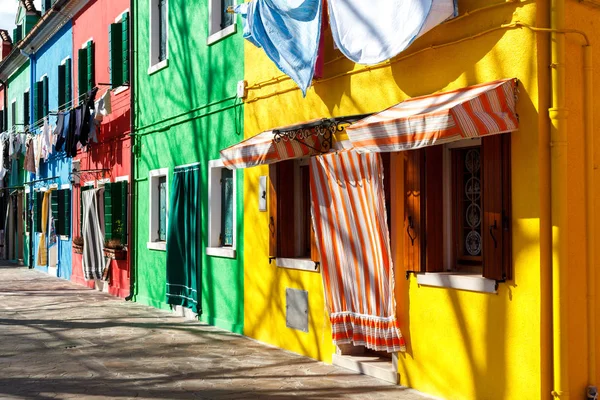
332,353,398,384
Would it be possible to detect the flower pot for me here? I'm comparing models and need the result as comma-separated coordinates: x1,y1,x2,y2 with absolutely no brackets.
103,247,127,260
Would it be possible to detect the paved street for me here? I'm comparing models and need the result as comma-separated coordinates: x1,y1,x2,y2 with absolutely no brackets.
0,264,433,400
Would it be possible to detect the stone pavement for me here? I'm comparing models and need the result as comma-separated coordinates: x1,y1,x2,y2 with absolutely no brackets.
0,264,434,400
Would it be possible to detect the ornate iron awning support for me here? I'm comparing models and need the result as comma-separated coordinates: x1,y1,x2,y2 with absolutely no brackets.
69,169,111,185
272,113,371,154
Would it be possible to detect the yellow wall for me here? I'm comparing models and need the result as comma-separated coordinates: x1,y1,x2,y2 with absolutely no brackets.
239,0,589,398
564,0,600,395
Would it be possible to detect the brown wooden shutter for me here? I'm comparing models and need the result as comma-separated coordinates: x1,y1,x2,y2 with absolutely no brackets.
404,150,425,272
425,146,444,272
268,164,278,258
482,134,512,280
277,160,296,258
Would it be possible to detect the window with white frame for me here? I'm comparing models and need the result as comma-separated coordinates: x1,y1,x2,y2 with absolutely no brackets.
206,160,236,258
148,168,168,251
149,0,168,72
207,0,236,45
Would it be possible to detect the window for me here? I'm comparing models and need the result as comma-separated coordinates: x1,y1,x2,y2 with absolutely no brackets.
34,190,43,233
207,160,236,258
103,180,128,244
23,90,29,129
53,188,71,237
149,0,168,72
110,11,130,87
34,76,49,124
78,40,95,97
57,58,72,110
148,168,168,251
208,0,236,45
404,135,512,290
269,159,319,271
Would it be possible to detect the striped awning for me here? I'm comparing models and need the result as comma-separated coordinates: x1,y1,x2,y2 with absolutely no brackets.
346,78,519,152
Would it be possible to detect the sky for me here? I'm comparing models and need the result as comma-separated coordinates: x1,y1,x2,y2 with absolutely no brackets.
0,0,42,33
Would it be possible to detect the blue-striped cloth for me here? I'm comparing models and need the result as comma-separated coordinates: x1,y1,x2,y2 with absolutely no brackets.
236,0,322,96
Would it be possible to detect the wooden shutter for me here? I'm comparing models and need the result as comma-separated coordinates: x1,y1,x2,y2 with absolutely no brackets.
118,181,128,244
220,168,234,247
64,59,72,106
404,150,425,272
87,41,95,91
57,64,65,110
122,12,130,83
109,23,123,87
104,182,113,240
108,181,125,242
34,81,42,124
268,164,278,258
78,48,88,98
57,189,71,236
51,191,59,230
276,161,297,257
482,134,512,280
42,76,49,118
425,146,444,272
22,91,29,128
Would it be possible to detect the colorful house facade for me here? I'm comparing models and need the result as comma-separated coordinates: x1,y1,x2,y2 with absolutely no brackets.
237,0,600,400
130,0,244,332
70,0,132,298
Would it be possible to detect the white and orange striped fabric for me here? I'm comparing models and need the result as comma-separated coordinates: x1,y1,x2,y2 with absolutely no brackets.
220,128,325,169
346,78,519,152
310,150,405,352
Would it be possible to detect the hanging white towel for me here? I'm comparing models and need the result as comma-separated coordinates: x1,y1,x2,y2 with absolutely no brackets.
0,133,6,180
95,90,112,119
41,119,53,160
328,0,455,65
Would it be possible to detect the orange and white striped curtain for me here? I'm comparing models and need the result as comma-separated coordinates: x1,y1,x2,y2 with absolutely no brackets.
309,150,405,352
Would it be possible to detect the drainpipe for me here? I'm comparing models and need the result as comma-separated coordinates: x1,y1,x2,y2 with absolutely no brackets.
549,0,569,397
584,45,597,400
125,0,135,301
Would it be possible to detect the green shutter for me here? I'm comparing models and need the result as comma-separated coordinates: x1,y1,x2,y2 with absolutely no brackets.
42,76,49,118
57,64,65,110
64,59,72,106
35,81,43,125
51,191,59,228
35,192,42,233
109,23,123,87
78,48,88,98
104,183,113,240
57,189,71,236
87,41,95,91
120,180,128,244
220,168,234,246
122,12,129,84
23,91,29,128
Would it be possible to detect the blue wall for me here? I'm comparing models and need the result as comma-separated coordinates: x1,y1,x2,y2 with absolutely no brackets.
29,22,73,279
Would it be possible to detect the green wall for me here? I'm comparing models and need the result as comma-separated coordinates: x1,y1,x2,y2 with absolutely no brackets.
6,62,29,132
132,0,244,333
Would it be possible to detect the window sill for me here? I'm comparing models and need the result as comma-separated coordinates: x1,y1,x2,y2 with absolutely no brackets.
148,59,168,75
207,24,237,46
113,85,129,95
206,247,236,259
147,241,166,251
416,272,497,294
276,257,319,272
60,235,70,241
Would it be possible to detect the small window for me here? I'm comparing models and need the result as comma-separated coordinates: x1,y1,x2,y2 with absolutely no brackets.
149,0,168,70
55,188,71,237
207,160,236,258
57,58,72,110
34,76,49,124
208,0,236,45
23,90,29,129
269,159,319,270
404,135,512,282
103,180,128,244
10,100,16,130
148,168,168,251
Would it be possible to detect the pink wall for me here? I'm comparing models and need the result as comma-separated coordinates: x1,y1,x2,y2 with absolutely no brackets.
71,0,131,298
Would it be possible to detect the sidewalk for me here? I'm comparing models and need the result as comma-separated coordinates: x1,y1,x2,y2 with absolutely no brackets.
0,264,434,400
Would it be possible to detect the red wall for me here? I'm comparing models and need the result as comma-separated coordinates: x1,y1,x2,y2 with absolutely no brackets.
71,0,132,298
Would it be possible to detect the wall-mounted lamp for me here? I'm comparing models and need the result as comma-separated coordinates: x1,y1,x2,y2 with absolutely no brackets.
259,175,267,211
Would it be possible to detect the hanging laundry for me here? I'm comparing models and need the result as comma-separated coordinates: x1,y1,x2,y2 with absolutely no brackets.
67,106,83,157
80,88,98,147
0,133,6,180
95,90,111,119
24,137,36,174
82,188,105,280
33,133,43,174
36,190,51,266
327,0,455,65
53,112,65,146
235,0,322,96
41,119,53,160
88,111,99,144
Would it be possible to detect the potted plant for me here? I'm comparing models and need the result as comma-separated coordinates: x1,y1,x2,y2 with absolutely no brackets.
103,220,127,260
73,236,84,254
